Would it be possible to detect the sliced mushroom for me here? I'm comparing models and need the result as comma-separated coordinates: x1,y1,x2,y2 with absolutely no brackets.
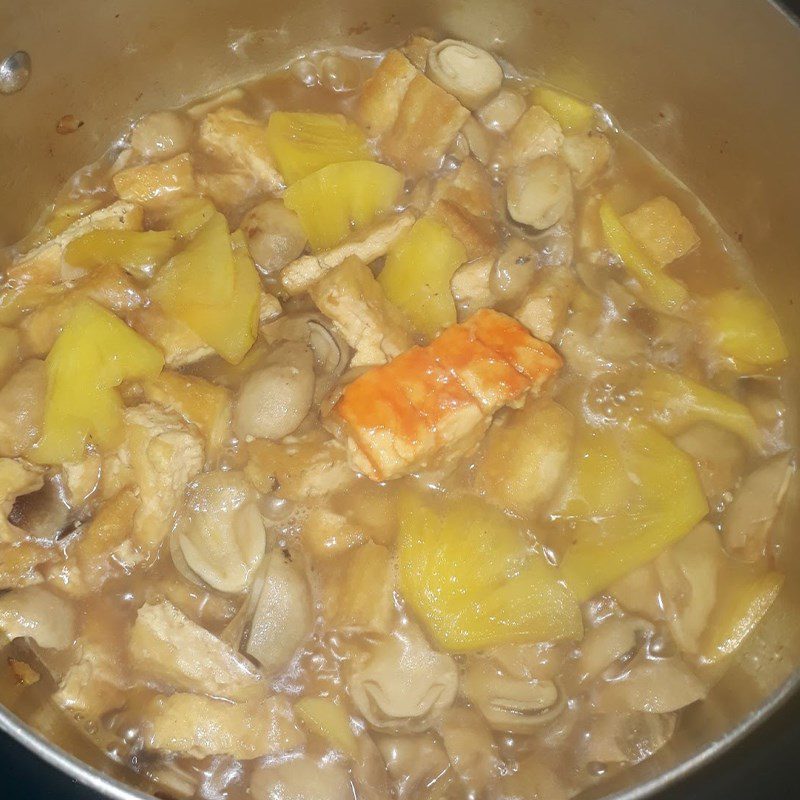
0,586,76,649
462,657,563,732
594,656,707,714
251,756,352,800
239,550,314,675
240,199,308,274
489,237,537,302
172,470,266,594
507,155,573,230
233,342,316,441
426,40,503,110
130,111,193,160
477,87,527,134
722,452,794,562
377,733,450,799
348,623,458,732
561,132,612,189
437,707,501,796
577,616,654,683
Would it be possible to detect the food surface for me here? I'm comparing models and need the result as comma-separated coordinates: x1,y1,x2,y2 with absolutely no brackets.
0,36,793,800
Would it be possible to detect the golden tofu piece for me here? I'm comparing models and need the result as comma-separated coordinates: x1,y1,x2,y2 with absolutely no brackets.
198,107,282,191
309,256,413,367
113,153,196,206
358,49,420,138
431,158,495,218
622,196,700,267
382,75,470,177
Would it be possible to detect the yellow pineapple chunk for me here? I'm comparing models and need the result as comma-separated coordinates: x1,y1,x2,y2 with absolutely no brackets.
157,196,216,238
63,229,178,278
531,86,594,134
283,160,404,251
378,216,467,339
112,153,195,205
294,697,358,757
704,288,788,370
398,490,582,652
622,196,700,267
33,300,164,464
150,216,260,363
266,112,371,185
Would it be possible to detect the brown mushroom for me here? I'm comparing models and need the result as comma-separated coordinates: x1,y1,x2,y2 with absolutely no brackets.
130,111,193,160
506,155,573,230
426,40,504,110
240,199,308,274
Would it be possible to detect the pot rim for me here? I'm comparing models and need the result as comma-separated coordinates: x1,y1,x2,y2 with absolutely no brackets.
1,1,799,798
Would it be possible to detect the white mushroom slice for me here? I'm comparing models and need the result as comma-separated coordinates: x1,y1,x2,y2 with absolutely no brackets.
198,107,282,192
426,40,503,111
451,256,495,317
0,458,44,542
251,756,352,800
129,600,261,700
462,658,563,732
0,586,76,649
240,199,308,274
348,623,458,732
655,522,721,652
173,471,266,594
438,707,501,795
489,237,537,303
131,111,193,160
0,361,47,459
577,617,654,682
281,211,416,296
722,452,794,562
594,657,707,714
500,105,564,168
506,155,573,230
513,264,576,342
309,256,413,367
102,404,204,555
241,551,313,675
377,733,450,799
233,342,316,441
477,88,527,133
145,693,304,760
561,132,612,189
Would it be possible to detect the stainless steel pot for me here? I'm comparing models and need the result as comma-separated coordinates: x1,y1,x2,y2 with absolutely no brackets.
1,1,799,798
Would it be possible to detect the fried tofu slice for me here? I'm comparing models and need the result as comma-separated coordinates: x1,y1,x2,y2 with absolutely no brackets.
198,108,283,192
358,50,420,138
144,693,304,760
8,201,143,285
281,211,415,296
331,309,562,480
113,153,196,206
382,75,471,177
309,256,413,367
621,196,700,267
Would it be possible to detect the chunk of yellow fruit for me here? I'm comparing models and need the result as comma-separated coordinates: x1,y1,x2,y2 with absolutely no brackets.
622,196,700,267
378,217,467,339
599,199,688,314
267,112,371,185
150,215,260,363
636,368,761,449
554,422,708,600
34,300,164,463
63,229,178,278
0,284,64,326
704,288,788,370
15,197,105,253
295,697,358,758
700,563,783,662
531,86,594,134
159,196,216,238
283,160,404,251
398,490,582,652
